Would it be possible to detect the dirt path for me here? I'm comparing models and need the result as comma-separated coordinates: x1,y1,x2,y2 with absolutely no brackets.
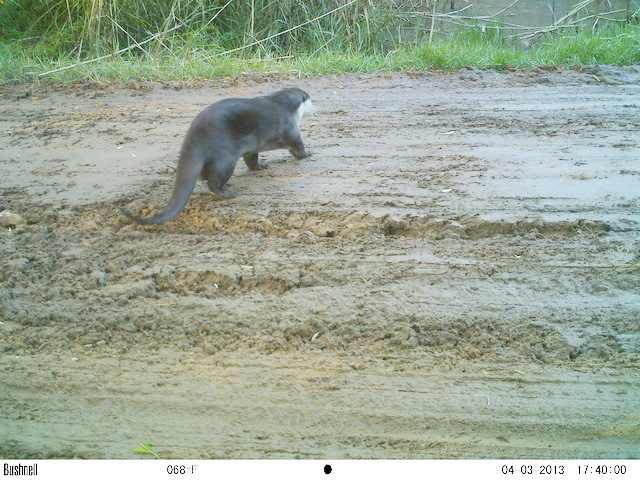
1,67,639,459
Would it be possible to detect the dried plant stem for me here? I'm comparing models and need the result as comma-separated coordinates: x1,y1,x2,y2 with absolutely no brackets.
428,1,436,45
215,0,358,56
38,0,234,77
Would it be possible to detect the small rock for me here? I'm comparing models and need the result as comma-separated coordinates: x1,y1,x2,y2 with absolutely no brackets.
98,279,155,298
16,89,32,99
89,270,107,287
82,220,99,230
0,211,26,228
7,257,29,268
121,323,138,333
301,231,319,243
383,215,409,235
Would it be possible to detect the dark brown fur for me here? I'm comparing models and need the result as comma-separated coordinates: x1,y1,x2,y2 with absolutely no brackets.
121,88,312,224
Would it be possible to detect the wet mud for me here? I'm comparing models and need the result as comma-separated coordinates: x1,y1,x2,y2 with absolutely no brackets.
1,66,639,459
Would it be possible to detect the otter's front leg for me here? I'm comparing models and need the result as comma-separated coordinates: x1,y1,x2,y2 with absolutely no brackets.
287,134,310,160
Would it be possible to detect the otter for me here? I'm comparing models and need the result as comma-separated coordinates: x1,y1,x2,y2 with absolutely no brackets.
121,87,313,224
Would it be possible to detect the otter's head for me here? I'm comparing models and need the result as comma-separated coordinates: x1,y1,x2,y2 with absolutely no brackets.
272,88,314,124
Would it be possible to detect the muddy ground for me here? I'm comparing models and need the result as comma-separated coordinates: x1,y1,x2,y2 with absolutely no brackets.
1,66,639,460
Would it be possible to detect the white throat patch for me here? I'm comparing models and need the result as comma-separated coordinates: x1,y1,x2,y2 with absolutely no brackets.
294,98,314,126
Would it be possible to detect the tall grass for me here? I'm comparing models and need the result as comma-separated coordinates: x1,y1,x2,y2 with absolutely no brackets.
0,0,638,83
0,0,413,57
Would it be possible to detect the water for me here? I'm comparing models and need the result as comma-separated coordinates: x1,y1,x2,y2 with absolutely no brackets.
456,0,637,28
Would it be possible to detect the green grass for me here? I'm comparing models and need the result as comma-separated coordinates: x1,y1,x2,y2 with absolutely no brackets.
0,0,638,85
535,28,640,66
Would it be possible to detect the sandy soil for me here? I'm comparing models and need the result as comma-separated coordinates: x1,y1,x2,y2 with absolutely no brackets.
1,66,639,460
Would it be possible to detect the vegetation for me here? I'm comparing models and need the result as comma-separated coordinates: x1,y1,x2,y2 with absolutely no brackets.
132,442,162,459
0,0,638,83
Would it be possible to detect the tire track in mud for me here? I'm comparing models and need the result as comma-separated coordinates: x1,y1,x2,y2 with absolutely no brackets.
2,203,637,365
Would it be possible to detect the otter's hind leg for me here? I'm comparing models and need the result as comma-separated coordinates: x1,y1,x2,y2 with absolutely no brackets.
243,153,268,171
205,156,239,200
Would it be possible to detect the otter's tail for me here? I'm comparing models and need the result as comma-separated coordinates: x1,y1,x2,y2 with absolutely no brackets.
120,161,200,225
